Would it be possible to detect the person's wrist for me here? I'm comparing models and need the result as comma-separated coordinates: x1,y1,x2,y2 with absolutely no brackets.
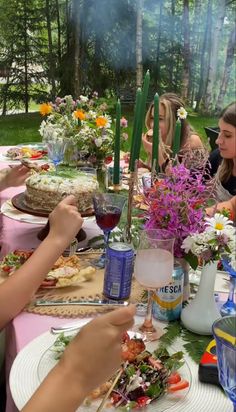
45,231,71,251
56,356,90,402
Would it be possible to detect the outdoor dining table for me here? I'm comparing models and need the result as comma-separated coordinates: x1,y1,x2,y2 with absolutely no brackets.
0,146,233,412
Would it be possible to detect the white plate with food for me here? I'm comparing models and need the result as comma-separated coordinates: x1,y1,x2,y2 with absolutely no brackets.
10,325,231,411
0,146,47,163
0,251,96,289
10,328,191,412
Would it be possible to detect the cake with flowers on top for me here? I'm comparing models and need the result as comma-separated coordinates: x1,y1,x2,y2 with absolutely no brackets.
24,168,98,213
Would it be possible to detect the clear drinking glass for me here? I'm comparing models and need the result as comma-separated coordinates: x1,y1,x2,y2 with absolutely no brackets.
212,316,236,412
47,138,67,171
220,259,236,317
134,228,175,341
92,193,126,268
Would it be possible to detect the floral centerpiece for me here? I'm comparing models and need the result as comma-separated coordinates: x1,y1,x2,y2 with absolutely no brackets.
180,212,235,334
145,164,214,258
143,163,215,300
182,213,235,270
39,94,115,164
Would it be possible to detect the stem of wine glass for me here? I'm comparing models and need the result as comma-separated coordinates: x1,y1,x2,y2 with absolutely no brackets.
103,230,111,254
140,290,156,333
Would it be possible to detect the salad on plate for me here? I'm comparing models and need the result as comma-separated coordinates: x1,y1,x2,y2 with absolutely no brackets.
49,332,190,410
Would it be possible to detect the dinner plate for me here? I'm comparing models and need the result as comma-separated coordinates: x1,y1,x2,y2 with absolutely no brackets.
9,324,231,411
11,192,95,218
1,200,47,225
0,152,47,163
36,339,191,412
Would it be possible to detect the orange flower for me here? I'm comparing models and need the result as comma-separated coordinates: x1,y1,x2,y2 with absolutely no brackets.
39,103,52,116
96,116,108,128
74,109,86,121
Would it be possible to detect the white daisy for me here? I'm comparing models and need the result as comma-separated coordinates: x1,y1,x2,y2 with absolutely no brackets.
181,236,195,253
205,213,233,234
177,107,187,120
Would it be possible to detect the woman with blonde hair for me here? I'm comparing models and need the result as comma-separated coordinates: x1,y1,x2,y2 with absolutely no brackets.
142,93,203,168
209,102,236,201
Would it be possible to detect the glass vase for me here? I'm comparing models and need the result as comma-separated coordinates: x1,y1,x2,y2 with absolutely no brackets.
63,140,78,167
181,261,220,335
95,160,107,192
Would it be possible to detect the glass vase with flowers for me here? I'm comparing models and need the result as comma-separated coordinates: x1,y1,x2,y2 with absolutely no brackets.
39,94,116,168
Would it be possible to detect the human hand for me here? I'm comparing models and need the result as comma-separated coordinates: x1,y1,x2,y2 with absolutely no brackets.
48,196,83,246
59,304,136,397
4,165,30,188
142,133,153,155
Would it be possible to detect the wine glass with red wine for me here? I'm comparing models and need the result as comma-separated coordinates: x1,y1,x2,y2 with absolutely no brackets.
92,193,126,268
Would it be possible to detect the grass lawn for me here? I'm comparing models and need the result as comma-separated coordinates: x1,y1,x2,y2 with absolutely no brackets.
0,111,218,156
0,112,42,146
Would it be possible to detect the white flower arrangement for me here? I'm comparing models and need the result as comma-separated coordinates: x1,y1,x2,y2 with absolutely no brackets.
39,94,115,162
177,107,187,120
181,213,236,270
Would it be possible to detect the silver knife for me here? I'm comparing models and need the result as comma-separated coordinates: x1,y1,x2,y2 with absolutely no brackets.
35,299,129,307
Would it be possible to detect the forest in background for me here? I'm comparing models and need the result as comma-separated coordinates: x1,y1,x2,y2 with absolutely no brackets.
0,0,235,115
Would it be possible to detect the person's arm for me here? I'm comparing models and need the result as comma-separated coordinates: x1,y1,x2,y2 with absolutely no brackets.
0,196,83,329
0,165,30,191
22,305,136,412
206,196,236,217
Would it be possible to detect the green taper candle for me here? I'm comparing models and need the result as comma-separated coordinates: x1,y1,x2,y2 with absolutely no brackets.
129,88,142,172
172,118,181,157
151,93,159,172
113,99,121,185
135,70,150,163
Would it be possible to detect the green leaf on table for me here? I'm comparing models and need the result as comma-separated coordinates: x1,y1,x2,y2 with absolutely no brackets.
157,320,213,364
158,321,182,348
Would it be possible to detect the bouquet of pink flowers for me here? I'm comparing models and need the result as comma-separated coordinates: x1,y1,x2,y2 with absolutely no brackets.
145,164,215,258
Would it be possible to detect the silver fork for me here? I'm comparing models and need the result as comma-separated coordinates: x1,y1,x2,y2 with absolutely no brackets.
69,238,79,256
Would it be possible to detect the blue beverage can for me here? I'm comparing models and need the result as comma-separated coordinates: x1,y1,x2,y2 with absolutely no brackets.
103,242,134,300
152,264,184,321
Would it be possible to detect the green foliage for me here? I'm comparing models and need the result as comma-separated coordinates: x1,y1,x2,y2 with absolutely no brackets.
159,320,212,364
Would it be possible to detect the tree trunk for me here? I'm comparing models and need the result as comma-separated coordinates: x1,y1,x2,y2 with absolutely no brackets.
72,0,81,97
45,0,57,99
23,0,29,113
202,0,226,113
55,0,62,64
136,0,143,88
182,0,191,101
215,26,236,114
195,0,212,111
190,0,201,106
169,0,175,89
154,0,163,87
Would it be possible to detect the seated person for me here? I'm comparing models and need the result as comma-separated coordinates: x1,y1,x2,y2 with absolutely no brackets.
142,93,203,169
208,102,236,201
